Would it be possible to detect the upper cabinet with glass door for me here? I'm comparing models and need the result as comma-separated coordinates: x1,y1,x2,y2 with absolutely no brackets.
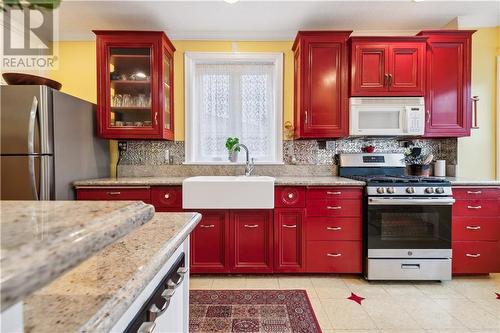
94,31,175,140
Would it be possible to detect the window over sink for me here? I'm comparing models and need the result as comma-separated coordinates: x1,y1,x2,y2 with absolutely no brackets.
184,52,283,164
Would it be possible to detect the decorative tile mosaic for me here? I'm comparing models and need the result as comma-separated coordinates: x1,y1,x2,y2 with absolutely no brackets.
119,138,457,166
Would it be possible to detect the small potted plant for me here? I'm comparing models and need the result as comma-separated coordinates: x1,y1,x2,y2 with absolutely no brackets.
225,137,240,162
404,147,433,176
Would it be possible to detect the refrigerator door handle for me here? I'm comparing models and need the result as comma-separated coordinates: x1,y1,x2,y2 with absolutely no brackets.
28,155,39,200
28,96,39,155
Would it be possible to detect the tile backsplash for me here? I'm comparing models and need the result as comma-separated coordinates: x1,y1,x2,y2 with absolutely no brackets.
118,138,457,176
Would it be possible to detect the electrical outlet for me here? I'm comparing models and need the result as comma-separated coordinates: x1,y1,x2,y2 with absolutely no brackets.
118,141,128,153
317,140,326,150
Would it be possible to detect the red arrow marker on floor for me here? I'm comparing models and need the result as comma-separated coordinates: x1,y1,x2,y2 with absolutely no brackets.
347,292,365,305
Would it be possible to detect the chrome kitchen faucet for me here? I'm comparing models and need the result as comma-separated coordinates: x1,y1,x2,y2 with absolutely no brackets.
230,143,255,176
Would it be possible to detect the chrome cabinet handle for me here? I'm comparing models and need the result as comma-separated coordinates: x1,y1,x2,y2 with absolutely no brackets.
426,110,430,124
466,226,481,230
305,110,308,126
326,191,341,195
471,95,479,129
107,191,121,195
466,253,481,258
200,224,215,228
467,205,482,209
388,73,393,86
154,112,158,126
327,206,341,210
164,193,170,199
326,226,342,231
244,224,259,228
138,322,156,333
326,253,342,257
287,193,294,199
283,224,297,228
384,73,389,86
467,191,482,194
148,287,175,321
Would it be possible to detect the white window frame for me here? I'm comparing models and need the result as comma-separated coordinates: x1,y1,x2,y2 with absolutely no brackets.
184,52,283,164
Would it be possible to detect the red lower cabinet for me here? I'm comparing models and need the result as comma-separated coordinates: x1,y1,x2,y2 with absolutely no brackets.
190,210,230,273
274,208,305,272
306,241,362,273
230,210,274,273
452,241,499,274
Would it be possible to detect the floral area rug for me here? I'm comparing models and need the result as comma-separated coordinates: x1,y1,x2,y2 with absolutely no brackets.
189,290,322,333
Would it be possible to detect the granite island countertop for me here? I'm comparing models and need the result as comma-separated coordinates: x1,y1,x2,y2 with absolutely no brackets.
73,176,366,187
0,200,155,312
24,212,201,333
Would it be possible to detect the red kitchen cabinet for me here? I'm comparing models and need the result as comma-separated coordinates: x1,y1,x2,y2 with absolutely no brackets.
417,30,475,137
293,31,352,139
230,210,273,273
151,186,182,210
75,186,151,202
306,241,362,273
190,210,230,273
94,31,175,140
452,186,500,274
350,37,426,96
274,208,305,272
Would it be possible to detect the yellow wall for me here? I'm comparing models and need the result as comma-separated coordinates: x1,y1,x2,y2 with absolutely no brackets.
50,32,499,179
457,27,499,180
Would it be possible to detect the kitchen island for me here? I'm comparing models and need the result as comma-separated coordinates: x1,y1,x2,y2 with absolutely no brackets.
0,201,201,333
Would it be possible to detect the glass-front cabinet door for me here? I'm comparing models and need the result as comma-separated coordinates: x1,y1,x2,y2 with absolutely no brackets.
95,31,175,140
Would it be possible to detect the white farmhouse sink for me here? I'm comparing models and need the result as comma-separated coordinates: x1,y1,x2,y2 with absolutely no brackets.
182,176,275,209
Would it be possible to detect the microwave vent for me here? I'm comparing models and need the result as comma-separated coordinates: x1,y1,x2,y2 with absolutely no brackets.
350,97,425,106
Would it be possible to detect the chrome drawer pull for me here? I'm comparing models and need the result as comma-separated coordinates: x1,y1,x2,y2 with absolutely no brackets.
467,191,482,194
107,191,121,195
283,224,297,228
244,224,259,228
466,226,481,230
467,205,482,209
326,253,342,257
327,206,341,210
327,191,341,195
466,253,481,258
164,193,170,199
200,224,215,228
138,322,156,333
326,226,342,231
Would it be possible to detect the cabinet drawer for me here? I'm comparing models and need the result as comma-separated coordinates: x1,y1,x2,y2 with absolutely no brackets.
452,241,499,274
76,187,150,202
453,200,499,217
151,187,182,209
306,241,362,273
306,217,361,241
306,200,362,217
453,217,500,241
275,187,306,208
307,187,363,200
453,187,500,200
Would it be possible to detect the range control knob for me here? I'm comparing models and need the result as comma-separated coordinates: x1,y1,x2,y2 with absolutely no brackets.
377,187,385,194
406,187,415,194
425,187,435,194
386,187,395,194
435,187,445,194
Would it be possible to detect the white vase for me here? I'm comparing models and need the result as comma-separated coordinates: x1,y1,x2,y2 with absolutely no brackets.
228,151,238,162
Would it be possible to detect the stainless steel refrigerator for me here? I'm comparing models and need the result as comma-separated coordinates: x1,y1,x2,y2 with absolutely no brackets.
1,85,110,200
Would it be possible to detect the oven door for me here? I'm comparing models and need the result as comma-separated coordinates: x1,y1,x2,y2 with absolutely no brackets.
367,197,454,258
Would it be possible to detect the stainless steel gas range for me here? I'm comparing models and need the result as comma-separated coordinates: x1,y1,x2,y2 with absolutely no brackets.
339,153,454,281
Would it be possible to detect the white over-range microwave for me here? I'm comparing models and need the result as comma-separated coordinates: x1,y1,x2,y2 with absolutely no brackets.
349,97,425,136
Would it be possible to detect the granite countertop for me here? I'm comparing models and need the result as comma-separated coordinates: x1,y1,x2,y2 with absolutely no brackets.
24,212,201,333
73,176,366,187
0,200,155,312
445,177,500,186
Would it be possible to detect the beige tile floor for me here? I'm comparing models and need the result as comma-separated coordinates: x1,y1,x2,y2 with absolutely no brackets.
190,273,500,333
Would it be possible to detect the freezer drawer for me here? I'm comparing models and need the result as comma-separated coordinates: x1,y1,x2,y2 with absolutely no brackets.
367,258,451,281
0,155,52,200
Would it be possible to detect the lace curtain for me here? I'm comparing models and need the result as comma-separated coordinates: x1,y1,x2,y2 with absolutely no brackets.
193,62,276,162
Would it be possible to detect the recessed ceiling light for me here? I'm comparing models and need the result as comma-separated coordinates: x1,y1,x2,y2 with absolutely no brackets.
224,0,239,3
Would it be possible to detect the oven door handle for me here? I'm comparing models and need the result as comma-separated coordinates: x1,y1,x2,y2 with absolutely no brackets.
368,197,455,206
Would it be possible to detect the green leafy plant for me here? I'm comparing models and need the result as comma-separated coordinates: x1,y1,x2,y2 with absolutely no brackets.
1,0,61,11
225,137,240,152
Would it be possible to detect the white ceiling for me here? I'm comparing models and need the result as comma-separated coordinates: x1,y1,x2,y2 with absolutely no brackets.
56,0,500,41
